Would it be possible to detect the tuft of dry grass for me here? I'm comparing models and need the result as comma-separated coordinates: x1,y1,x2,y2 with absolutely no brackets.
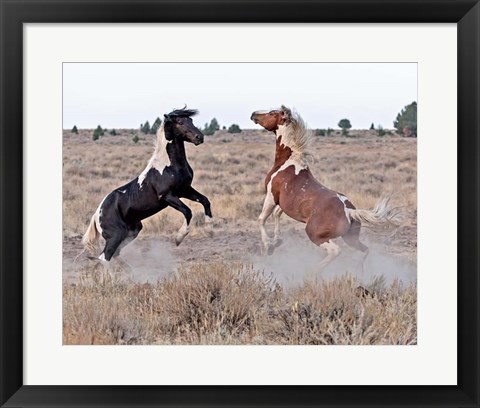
63,262,416,345
269,277,416,345
154,262,275,343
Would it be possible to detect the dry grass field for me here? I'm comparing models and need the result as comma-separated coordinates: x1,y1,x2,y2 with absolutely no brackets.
63,128,417,345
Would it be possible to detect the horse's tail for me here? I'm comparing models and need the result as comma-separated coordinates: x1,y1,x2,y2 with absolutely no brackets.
81,213,100,253
348,196,402,230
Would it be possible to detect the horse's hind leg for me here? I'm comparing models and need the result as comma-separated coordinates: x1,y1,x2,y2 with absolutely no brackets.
97,228,130,280
112,222,143,273
100,228,128,262
342,220,369,274
318,241,341,271
305,220,342,274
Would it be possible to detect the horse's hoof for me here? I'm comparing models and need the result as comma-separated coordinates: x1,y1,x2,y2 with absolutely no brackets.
175,237,183,246
266,245,275,256
273,239,283,248
204,216,214,236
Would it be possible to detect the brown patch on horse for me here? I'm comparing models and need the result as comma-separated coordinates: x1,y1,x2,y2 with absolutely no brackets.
271,165,350,233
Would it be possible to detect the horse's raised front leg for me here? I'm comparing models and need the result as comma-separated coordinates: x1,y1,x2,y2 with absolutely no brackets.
179,186,213,236
258,192,276,255
164,192,193,246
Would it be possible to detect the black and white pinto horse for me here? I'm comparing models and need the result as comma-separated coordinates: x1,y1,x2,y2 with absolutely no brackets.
82,108,212,267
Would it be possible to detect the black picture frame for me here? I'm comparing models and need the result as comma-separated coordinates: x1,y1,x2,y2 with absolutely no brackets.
1,1,479,407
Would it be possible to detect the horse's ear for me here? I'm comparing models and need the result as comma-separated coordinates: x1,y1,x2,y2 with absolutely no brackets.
163,114,174,140
164,114,175,126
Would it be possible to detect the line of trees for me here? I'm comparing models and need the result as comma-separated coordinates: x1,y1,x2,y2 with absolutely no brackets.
140,117,162,135
204,118,241,135
78,101,417,142
313,101,417,138
91,126,119,141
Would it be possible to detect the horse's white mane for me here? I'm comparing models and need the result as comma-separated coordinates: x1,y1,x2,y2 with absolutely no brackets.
152,123,168,154
138,124,170,186
277,107,313,163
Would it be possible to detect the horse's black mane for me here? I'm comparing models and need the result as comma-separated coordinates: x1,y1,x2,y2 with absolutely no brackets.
166,107,198,118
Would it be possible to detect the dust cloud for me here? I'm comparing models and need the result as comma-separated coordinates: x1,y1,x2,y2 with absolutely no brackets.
120,238,176,283
67,231,416,289
251,233,416,288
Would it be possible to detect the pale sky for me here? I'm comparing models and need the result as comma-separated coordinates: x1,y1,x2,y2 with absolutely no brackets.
63,63,416,130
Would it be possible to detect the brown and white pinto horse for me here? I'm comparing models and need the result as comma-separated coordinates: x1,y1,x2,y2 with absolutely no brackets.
251,105,400,271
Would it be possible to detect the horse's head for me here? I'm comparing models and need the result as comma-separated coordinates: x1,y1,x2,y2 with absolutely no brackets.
250,105,293,131
163,108,204,145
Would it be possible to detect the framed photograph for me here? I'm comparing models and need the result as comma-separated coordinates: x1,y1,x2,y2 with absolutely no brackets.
1,0,479,407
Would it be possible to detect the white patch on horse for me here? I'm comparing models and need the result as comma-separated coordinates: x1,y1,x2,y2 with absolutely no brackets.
277,157,306,177
253,109,271,114
118,189,126,194
337,194,351,224
94,194,109,235
138,125,172,188
264,157,306,219
98,253,107,261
